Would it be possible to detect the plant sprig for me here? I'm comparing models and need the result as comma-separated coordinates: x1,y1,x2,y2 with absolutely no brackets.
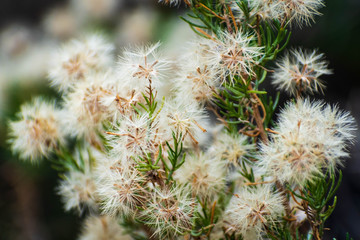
165,131,186,184
287,171,343,239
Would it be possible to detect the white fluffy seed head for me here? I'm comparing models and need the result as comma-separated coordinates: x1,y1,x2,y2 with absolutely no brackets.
61,73,116,141
230,0,324,27
231,0,281,22
259,98,356,187
174,64,218,104
9,98,65,162
209,130,254,166
106,114,160,158
57,148,98,213
200,31,263,85
96,162,146,216
48,34,114,92
103,88,143,120
141,186,195,238
223,185,284,239
174,151,226,198
159,99,208,146
272,48,332,96
276,0,325,27
117,42,171,93
78,215,132,240
173,40,220,104
58,169,97,213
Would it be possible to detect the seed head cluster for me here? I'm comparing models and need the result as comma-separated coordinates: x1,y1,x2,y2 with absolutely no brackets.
259,99,356,186
7,1,357,239
223,185,285,239
272,48,332,96
9,98,64,161
231,0,325,27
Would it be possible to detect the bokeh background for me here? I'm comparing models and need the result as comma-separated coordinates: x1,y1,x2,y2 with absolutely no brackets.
0,0,359,239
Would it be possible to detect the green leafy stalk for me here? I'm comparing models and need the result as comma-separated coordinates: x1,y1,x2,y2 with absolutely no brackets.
165,132,186,184
287,171,343,239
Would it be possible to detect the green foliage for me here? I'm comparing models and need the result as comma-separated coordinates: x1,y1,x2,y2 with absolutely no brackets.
191,199,218,237
258,22,292,64
134,145,163,172
164,132,186,184
344,233,354,240
49,144,93,175
238,159,255,183
181,0,227,38
287,171,343,239
190,180,238,239
259,92,280,128
134,79,164,123
137,92,158,119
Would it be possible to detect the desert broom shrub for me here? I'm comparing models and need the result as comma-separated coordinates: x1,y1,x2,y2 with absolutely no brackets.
9,1,357,239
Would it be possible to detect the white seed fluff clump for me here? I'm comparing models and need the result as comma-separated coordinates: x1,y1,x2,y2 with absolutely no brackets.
210,130,254,166
259,99,356,186
223,185,284,239
62,73,116,140
231,0,281,22
49,34,114,92
174,152,226,198
117,42,171,92
106,114,159,158
159,99,208,145
231,0,324,27
58,169,97,213
57,149,98,213
202,31,263,85
173,40,220,104
276,0,325,27
141,186,194,238
96,162,146,217
9,98,65,162
78,215,132,240
272,48,331,96
174,63,218,104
